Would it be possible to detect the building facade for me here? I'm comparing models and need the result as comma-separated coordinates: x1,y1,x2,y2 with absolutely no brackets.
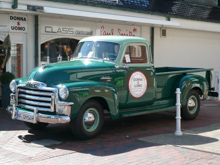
0,0,220,79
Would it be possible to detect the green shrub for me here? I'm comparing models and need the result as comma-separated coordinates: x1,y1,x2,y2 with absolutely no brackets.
0,72,15,84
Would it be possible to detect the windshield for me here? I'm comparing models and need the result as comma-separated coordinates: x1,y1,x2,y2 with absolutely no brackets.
71,41,120,62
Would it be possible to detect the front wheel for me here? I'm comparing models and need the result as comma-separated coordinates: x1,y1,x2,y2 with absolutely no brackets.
24,122,48,130
70,100,104,140
181,89,200,120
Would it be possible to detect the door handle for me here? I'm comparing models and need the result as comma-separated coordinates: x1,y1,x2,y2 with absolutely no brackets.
115,64,129,69
146,68,153,71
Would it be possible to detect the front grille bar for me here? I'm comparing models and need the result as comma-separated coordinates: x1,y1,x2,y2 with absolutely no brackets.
19,88,52,96
19,99,51,107
19,104,51,111
18,94,51,102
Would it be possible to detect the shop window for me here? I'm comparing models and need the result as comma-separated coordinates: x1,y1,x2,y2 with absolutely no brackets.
11,44,23,78
41,38,79,63
0,42,22,78
123,45,147,64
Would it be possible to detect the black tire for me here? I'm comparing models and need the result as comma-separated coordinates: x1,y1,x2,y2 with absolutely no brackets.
70,100,104,140
181,89,200,120
24,122,48,130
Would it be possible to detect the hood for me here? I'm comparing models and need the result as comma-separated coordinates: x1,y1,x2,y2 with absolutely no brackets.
28,59,115,86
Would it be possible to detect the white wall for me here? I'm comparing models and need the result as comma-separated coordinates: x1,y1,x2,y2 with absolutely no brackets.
154,27,220,71
141,26,151,42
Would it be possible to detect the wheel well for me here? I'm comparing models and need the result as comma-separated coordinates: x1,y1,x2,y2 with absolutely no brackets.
87,97,109,112
191,87,203,97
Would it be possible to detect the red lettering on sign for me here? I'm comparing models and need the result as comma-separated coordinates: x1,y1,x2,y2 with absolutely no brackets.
17,22,20,26
133,28,137,32
100,26,138,36
118,29,135,36
100,26,114,36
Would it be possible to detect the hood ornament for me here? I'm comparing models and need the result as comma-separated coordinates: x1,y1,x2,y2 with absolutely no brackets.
25,80,47,89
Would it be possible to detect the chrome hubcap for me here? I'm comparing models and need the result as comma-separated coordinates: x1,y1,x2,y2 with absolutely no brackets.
84,112,95,127
82,108,99,132
188,99,196,111
187,95,198,114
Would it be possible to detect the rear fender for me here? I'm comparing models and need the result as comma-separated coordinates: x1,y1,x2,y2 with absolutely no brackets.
179,75,209,106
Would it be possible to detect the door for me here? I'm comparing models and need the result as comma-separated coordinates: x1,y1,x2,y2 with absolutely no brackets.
117,44,156,109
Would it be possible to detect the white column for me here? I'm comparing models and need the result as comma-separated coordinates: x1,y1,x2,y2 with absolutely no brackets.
26,15,35,75
175,88,183,136
214,71,220,101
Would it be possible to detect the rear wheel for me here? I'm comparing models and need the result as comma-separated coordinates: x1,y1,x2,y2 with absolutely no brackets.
24,122,48,130
70,100,104,140
181,89,200,120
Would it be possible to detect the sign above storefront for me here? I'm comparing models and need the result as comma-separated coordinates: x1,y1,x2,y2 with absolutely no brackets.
9,15,27,33
42,25,93,36
96,23,140,37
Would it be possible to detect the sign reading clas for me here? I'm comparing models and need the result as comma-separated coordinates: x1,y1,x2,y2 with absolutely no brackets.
43,26,93,36
9,15,27,32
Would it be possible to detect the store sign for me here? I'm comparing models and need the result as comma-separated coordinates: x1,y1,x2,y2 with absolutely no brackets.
43,26,93,36
96,23,140,37
9,15,27,32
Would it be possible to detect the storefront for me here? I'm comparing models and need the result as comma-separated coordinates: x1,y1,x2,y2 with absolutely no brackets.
0,0,180,79
39,16,142,65
1,12,146,79
0,14,27,78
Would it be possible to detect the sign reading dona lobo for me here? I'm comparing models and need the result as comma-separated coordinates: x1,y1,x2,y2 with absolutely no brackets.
96,23,140,37
9,15,27,32
42,25,93,36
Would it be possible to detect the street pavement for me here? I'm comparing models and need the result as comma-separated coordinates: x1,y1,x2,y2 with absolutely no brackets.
0,100,220,165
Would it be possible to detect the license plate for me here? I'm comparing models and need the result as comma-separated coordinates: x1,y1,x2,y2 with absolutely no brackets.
16,111,34,123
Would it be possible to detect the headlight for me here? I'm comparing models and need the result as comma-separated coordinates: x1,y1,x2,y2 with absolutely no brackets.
10,80,17,93
59,86,69,100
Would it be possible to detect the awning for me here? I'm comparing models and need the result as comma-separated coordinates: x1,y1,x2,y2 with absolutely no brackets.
44,7,180,28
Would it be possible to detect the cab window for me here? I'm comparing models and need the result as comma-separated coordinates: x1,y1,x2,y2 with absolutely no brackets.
123,45,147,64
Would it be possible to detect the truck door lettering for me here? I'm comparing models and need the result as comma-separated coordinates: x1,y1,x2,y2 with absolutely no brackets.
129,71,147,98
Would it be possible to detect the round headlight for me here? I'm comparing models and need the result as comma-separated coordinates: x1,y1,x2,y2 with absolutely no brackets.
10,80,17,93
59,86,69,100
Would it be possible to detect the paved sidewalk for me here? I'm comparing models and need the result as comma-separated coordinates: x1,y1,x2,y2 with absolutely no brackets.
0,100,220,165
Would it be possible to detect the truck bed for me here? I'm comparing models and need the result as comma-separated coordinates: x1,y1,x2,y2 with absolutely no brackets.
155,67,212,75
155,67,213,100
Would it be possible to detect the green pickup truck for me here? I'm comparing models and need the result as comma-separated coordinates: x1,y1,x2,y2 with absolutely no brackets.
7,36,216,139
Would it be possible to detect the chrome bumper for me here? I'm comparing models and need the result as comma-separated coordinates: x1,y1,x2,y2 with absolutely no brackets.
7,105,70,124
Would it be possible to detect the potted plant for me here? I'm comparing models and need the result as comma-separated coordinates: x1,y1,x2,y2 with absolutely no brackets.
0,72,15,107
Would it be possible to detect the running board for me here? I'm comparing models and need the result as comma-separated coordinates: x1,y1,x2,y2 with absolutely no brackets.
120,106,176,117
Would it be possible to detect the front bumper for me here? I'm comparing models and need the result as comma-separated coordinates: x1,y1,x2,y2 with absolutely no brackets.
7,105,70,124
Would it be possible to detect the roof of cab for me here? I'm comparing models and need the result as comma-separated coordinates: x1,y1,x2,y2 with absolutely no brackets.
79,36,150,45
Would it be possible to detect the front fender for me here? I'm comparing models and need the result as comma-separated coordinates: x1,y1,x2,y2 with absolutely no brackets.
179,75,209,106
58,81,119,120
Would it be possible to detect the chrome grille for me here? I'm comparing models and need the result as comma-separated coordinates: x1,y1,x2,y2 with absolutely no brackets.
17,87,55,112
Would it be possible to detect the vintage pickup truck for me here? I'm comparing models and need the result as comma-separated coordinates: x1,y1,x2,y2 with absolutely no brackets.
7,36,216,139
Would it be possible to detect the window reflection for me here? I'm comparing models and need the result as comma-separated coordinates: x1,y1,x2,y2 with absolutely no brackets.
41,38,79,63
